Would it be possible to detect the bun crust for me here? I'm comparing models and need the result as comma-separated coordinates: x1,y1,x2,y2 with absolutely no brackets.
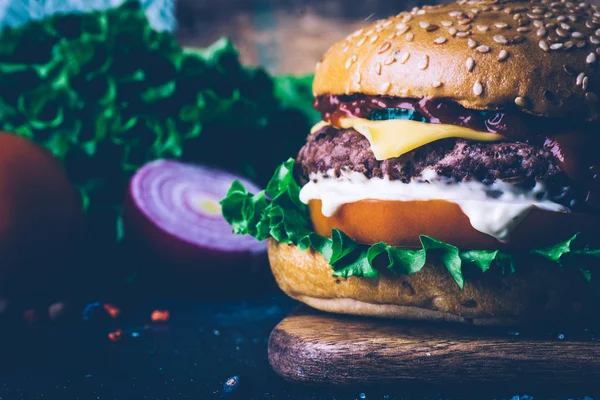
268,239,600,326
313,0,600,120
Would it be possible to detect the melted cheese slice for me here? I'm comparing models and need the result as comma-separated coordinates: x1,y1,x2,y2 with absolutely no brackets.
312,118,505,160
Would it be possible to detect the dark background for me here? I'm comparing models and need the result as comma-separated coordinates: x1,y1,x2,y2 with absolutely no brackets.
1,1,599,399
176,0,430,74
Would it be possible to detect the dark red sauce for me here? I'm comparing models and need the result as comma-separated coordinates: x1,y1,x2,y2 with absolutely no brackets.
314,94,591,139
314,94,600,212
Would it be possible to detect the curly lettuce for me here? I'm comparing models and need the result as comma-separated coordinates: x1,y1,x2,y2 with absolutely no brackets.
0,1,314,246
221,159,600,288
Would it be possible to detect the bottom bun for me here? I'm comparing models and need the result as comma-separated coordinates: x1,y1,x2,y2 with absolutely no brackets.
268,239,600,326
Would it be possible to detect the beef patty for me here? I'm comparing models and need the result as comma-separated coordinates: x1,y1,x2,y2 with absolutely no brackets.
296,125,588,212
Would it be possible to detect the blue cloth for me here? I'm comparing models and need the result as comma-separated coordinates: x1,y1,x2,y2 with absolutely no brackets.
0,0,175,31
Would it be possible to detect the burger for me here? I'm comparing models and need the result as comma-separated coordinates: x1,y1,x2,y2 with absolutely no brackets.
222,0,600,326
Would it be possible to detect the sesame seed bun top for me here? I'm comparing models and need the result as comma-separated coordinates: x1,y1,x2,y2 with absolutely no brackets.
313,0,600,121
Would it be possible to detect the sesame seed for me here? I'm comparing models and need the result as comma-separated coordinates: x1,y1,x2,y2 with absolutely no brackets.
596,29,600,37
396,23,408,32
494,35,508,44
427,24,439,32
587,52,597,64
364,29,374,36
514,13,522,20
458,18,472,26
587,21,597,29
590,36,600,44
495,22,509,29
512,35,525,44
383,54,396,65
577,40,587,48
418,55,429,70
402,14,413,23
406,32,414,41
357,37,367,47
537,27,547,36
517,26,532,32
434,36,448,44
533,20,544,28
419,21,431,29
563,64,575,76
456,31,471,38
398,50,411,64
417,9,426,15
498,49,509,61
466,57,475,71
431,80,443,88
539,39,550,51
476,25,489,31
449,11,462,17
583,76,589,90
396,25,410,35
353,72,361,83
457,24,471,32
473,80,483,96
351,29,364,37
585,92,598,102
387,32,398,40
571,31,584,39
345,55,356,69
597,47,600,54
557,15,567,22
568,14,577,22
468,38,477,48
369,35,379,43
560,22,572,30
382,20,393,28
476,45,490,53
556,28,569,37
378,41,392,53
514,96,527,107
448,27,458,36
550,42,564,50
380,82,391,93
375,62,382,75
577,72,585,85
441,20,453,27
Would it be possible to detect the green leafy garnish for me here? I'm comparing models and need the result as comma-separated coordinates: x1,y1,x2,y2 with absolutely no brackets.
221,159,600,287
0,1,315,247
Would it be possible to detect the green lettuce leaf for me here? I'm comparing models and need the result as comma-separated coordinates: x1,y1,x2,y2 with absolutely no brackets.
221,159,600,288
0,2,318,252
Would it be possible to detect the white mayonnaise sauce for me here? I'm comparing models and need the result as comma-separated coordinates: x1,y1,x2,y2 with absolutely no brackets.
299,169,568,242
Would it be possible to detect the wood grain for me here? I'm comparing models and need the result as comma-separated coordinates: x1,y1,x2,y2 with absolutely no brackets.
269,306,600,386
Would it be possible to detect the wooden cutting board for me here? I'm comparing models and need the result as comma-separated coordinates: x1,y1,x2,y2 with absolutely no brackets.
268,305,600,387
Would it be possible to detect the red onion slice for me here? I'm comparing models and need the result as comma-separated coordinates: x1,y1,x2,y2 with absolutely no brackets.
123,160,266,267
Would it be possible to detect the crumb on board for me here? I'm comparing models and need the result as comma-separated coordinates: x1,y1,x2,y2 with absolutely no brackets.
151,310,170,322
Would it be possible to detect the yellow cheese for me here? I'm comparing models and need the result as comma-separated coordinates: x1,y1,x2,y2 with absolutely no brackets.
313,118,505,160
